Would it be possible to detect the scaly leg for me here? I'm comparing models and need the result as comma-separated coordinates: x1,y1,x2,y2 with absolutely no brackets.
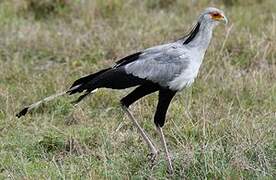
157,126,173,175
121,105,158,163
120,83,160,164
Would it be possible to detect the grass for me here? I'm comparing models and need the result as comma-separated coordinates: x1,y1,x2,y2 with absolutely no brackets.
0,0,275,179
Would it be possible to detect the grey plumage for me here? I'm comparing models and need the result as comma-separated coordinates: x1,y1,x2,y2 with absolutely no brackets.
119,7,227,91
124,43,189,88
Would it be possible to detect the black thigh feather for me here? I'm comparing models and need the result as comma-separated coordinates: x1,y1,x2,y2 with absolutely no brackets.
154,89,176,127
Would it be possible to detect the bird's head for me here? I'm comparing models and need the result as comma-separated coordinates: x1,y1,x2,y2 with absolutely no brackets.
199,7,228,26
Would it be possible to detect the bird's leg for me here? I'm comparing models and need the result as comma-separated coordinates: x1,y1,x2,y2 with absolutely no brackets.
120,83,160,164
153,88,176,174
121,105,158,163
156,125,173,175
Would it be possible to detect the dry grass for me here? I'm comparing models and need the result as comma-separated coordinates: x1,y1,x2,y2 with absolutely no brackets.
0,0,275,179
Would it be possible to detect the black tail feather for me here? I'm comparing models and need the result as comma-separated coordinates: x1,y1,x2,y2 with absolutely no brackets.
70,91,90,105
67,68,111,95
16,107,29,118
17,66,148,118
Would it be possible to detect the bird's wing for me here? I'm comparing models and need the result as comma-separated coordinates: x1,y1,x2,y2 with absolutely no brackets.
122,43,189,87
113,43,172,68
113,52,143,68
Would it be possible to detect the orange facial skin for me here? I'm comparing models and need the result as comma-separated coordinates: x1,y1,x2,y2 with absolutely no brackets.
210,12,224,21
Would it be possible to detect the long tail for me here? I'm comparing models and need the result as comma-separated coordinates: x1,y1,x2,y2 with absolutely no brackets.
16,68,111,118
16,91,67,118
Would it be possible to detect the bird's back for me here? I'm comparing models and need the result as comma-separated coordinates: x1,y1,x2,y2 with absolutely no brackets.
123,41,204,91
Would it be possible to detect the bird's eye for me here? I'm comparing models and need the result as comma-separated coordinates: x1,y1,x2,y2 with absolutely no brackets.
209,12,223,21
213,13,220,16
210,12,221,18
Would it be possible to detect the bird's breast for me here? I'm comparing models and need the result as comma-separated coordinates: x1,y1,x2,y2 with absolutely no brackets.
168,59,202,91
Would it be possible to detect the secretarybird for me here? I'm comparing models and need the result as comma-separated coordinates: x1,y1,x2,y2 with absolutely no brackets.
17,7,228,174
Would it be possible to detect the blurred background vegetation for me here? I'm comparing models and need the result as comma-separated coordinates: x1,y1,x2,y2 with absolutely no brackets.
0,0,275,179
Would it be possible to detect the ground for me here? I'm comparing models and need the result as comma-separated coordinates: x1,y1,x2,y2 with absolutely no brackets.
0,0,275,179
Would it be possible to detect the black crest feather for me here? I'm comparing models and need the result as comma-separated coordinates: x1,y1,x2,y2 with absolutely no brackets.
183,22,201,45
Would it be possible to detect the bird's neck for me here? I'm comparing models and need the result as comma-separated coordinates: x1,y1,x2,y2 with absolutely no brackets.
182,21,215,52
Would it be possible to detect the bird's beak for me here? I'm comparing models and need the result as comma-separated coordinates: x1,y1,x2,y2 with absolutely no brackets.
216,14,228,24
221,15,228,25
211,13,228,25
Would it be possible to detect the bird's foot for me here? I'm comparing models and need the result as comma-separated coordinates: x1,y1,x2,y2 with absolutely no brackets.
167,164,174,176
166,154,174,175
147,150,159,168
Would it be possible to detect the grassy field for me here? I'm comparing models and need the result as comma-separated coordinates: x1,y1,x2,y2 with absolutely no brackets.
0,0,275,179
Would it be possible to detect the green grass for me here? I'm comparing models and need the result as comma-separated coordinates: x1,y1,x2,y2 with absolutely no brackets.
0,0,275,179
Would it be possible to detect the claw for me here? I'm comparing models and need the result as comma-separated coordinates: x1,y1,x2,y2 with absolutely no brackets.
147,150,159,168
167,165,174,176
147,152,157,162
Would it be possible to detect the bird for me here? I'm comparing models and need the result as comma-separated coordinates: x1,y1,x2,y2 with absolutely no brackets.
16,7,228,174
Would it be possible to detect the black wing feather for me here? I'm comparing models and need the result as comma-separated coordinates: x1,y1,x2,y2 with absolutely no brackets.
114,52,142,68
69,68,111,89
